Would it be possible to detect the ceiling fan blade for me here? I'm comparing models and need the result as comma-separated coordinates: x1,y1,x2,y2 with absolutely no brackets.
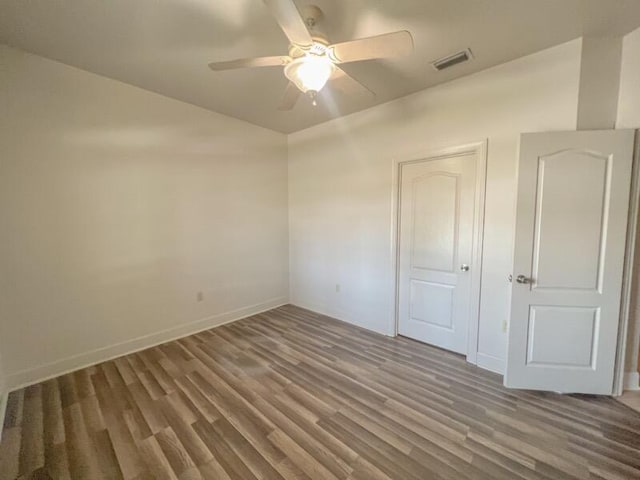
278,82,301,110
327,31,414,64
208,56,290,71
329,67,375,97
262,0,313,49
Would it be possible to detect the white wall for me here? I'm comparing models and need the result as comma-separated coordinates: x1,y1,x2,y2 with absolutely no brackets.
617,27,640,386
288,40,582,373
0,46,289,389
617,28,640,129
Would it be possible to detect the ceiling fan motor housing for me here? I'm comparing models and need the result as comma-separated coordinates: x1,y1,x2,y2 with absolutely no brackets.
302,5,329,46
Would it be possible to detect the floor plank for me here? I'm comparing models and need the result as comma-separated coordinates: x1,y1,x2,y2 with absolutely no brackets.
1,305,639,479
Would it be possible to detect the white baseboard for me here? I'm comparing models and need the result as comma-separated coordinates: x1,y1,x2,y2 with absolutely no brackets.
0,392,7,442
6,297,288,392
476,352,505,375
623,371,640,391
289,301,389,337
292,302,507,376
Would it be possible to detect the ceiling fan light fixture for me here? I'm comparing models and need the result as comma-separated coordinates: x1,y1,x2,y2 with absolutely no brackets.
207,2,414,111
284,54,335,95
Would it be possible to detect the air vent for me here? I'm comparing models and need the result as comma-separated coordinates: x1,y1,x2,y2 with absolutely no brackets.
432,49,473,71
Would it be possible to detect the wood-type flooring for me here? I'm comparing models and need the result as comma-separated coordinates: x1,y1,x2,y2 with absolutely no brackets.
1,305,639,479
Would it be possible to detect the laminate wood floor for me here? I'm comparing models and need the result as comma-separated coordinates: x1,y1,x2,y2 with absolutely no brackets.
1,305,640,480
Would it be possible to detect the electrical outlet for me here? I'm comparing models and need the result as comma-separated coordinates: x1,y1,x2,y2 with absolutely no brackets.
197,291,204,302
335,284,341,293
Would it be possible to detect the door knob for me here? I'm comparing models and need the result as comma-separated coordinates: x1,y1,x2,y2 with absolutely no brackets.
516,274,532,284
460,264,470,272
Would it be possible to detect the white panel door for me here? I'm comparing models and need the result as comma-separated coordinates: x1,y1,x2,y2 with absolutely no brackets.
505,130,635,394
398,153,477,354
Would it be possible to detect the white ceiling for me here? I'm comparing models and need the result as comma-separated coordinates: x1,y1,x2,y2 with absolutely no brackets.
1,0,640,133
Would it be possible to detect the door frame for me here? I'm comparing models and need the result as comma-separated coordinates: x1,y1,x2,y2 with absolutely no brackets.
614,130,640,395
390,140,488,364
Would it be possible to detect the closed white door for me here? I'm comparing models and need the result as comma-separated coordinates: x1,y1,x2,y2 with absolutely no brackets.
505,130,635,394
398,152,478,354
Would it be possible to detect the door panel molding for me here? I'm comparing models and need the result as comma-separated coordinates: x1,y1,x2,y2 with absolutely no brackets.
531,151,612,293
391,140,488,365
409,279,456,330
410,172,460,273
525,305,599,368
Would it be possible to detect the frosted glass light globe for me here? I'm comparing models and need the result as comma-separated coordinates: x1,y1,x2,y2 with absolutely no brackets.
284,55,335,94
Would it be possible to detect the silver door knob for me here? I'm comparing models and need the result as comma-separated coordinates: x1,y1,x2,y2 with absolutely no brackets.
516,274,532,284
460,264,470,272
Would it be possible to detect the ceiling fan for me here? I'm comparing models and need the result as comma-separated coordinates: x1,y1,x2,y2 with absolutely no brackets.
208,0,414,110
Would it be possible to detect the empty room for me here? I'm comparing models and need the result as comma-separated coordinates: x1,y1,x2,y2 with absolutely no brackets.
1,0,640,478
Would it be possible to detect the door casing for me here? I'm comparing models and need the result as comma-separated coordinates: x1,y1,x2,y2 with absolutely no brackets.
614,131,640,396
391,141,488,365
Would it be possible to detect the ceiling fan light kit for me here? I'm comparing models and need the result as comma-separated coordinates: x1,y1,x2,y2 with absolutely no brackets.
208,0,414,110
284,54,335,104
